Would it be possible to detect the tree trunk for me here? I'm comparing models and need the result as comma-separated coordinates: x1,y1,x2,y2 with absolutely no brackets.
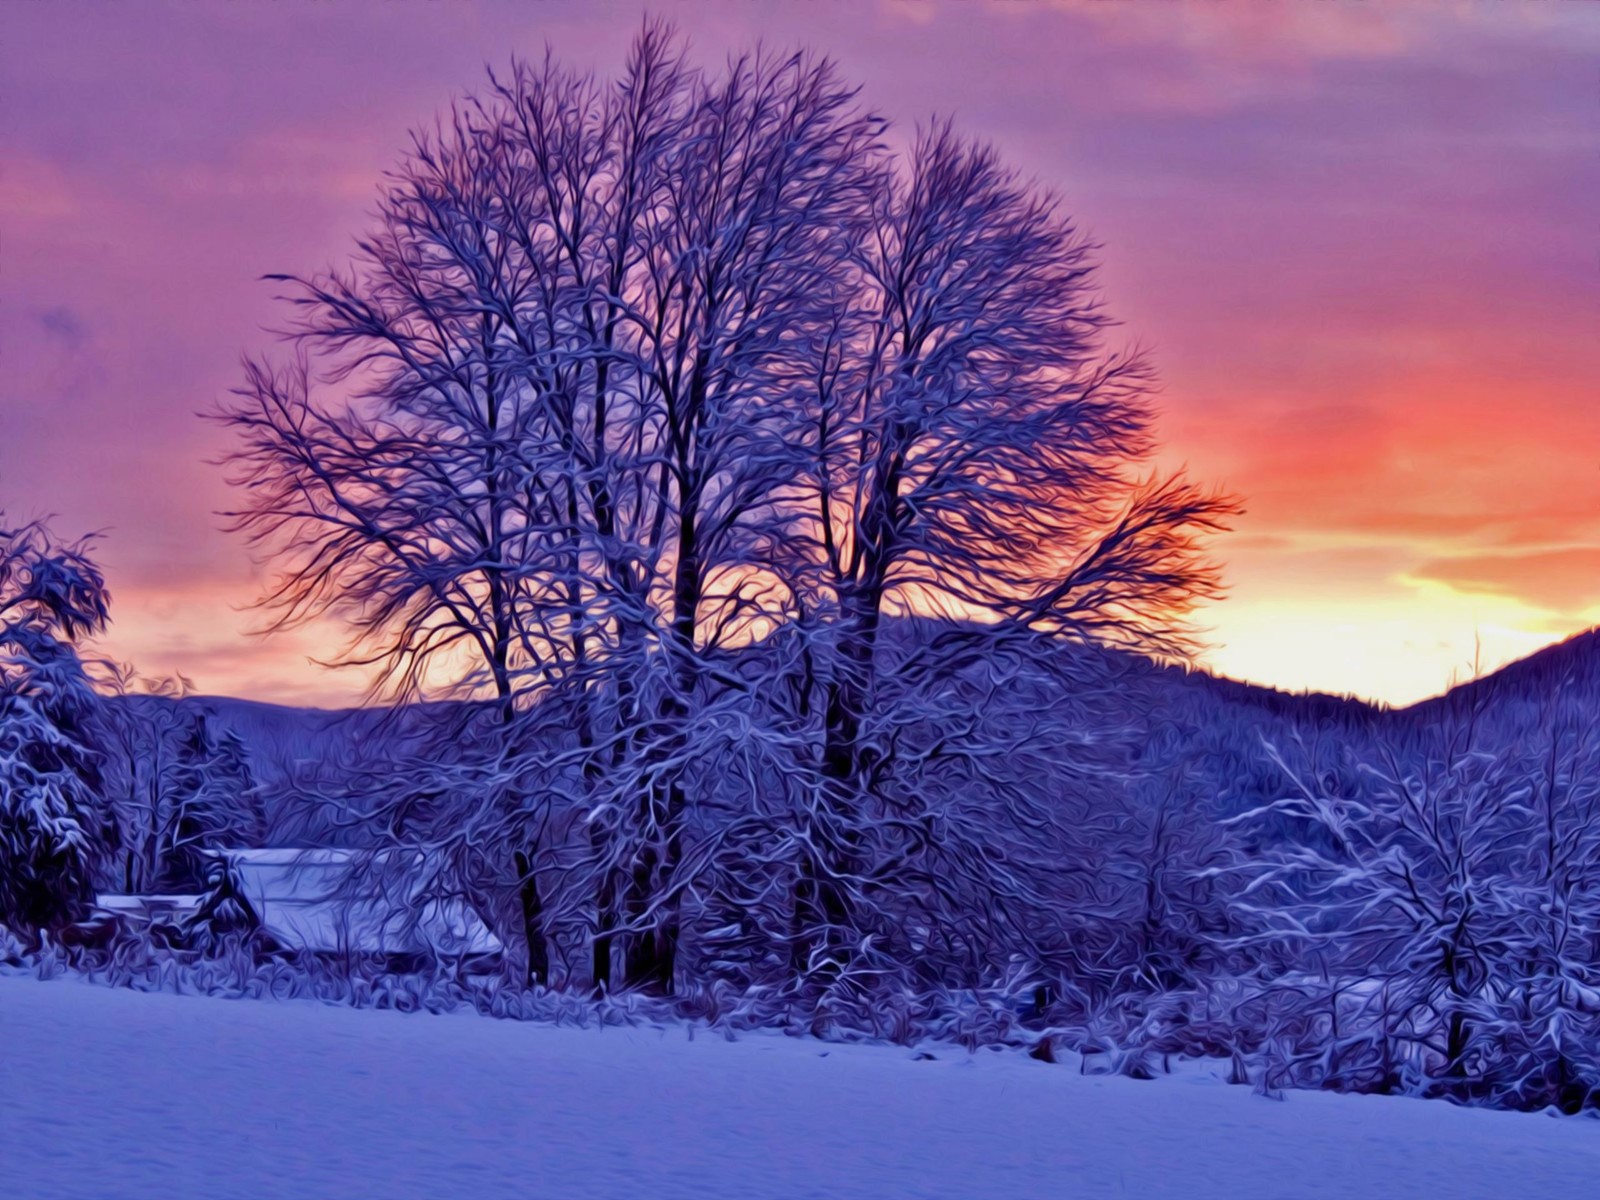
513,849,549,989
793,586,881,978
591,860,615,995
620,779,683,996
620,499,701,996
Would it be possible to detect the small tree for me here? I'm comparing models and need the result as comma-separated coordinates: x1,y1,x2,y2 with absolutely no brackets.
100,672,264,892
0,515,112,942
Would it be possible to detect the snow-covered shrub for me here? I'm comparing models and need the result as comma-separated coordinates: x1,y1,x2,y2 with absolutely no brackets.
1222,714,1600,1111
915,985,1036,1053
0,921,29,967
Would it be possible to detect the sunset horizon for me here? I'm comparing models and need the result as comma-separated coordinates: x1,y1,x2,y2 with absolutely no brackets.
6,1,1597,708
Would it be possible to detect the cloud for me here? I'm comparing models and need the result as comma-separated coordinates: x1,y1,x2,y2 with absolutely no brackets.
85,573,373,707
154,126,390,207
35,306,88,350
1165,367,1600,566
1411,548,1600,616
0,154,86,223
1056,0,1597,74
1063,0,1416,65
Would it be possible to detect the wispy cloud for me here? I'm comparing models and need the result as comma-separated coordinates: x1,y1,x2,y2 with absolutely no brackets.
1412,549,1600,617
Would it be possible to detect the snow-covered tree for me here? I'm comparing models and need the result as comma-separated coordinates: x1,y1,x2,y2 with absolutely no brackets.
217,23,1233,1003
773,123,1236,980
0,515,112,941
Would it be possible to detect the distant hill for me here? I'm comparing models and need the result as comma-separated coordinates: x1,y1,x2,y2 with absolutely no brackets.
104,622,1595,840
98,693,480,842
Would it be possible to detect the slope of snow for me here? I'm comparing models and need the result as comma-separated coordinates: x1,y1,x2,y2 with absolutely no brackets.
2,976,1595,1200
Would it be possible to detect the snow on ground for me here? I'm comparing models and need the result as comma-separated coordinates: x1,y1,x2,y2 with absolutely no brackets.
2,976,1596,1200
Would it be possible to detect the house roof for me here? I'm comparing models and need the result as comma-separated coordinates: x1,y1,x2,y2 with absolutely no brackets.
205,848,503,958
94,894,204,917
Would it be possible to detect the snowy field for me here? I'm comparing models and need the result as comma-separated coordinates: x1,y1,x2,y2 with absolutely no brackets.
2,976,1596,1200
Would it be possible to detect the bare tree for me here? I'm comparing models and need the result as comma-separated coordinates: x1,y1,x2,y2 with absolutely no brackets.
780,124,1236,976
592,44,881,993
212,47,656,977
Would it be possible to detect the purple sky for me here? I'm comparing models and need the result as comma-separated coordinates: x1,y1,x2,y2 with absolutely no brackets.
4,1,1597,705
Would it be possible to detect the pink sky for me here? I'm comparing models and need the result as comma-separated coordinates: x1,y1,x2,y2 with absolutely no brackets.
4,1,1597,706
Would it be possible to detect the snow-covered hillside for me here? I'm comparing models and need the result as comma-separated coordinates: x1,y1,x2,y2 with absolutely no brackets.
2,977,1595,1200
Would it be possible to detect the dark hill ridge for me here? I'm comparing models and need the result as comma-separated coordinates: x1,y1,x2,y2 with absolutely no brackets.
110,622,1590,836
185,614,1600,731
143,621,1583,749
1404,625,1600,718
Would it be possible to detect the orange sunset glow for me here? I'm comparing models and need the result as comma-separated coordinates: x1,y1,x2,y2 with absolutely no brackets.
3,1,1596,707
